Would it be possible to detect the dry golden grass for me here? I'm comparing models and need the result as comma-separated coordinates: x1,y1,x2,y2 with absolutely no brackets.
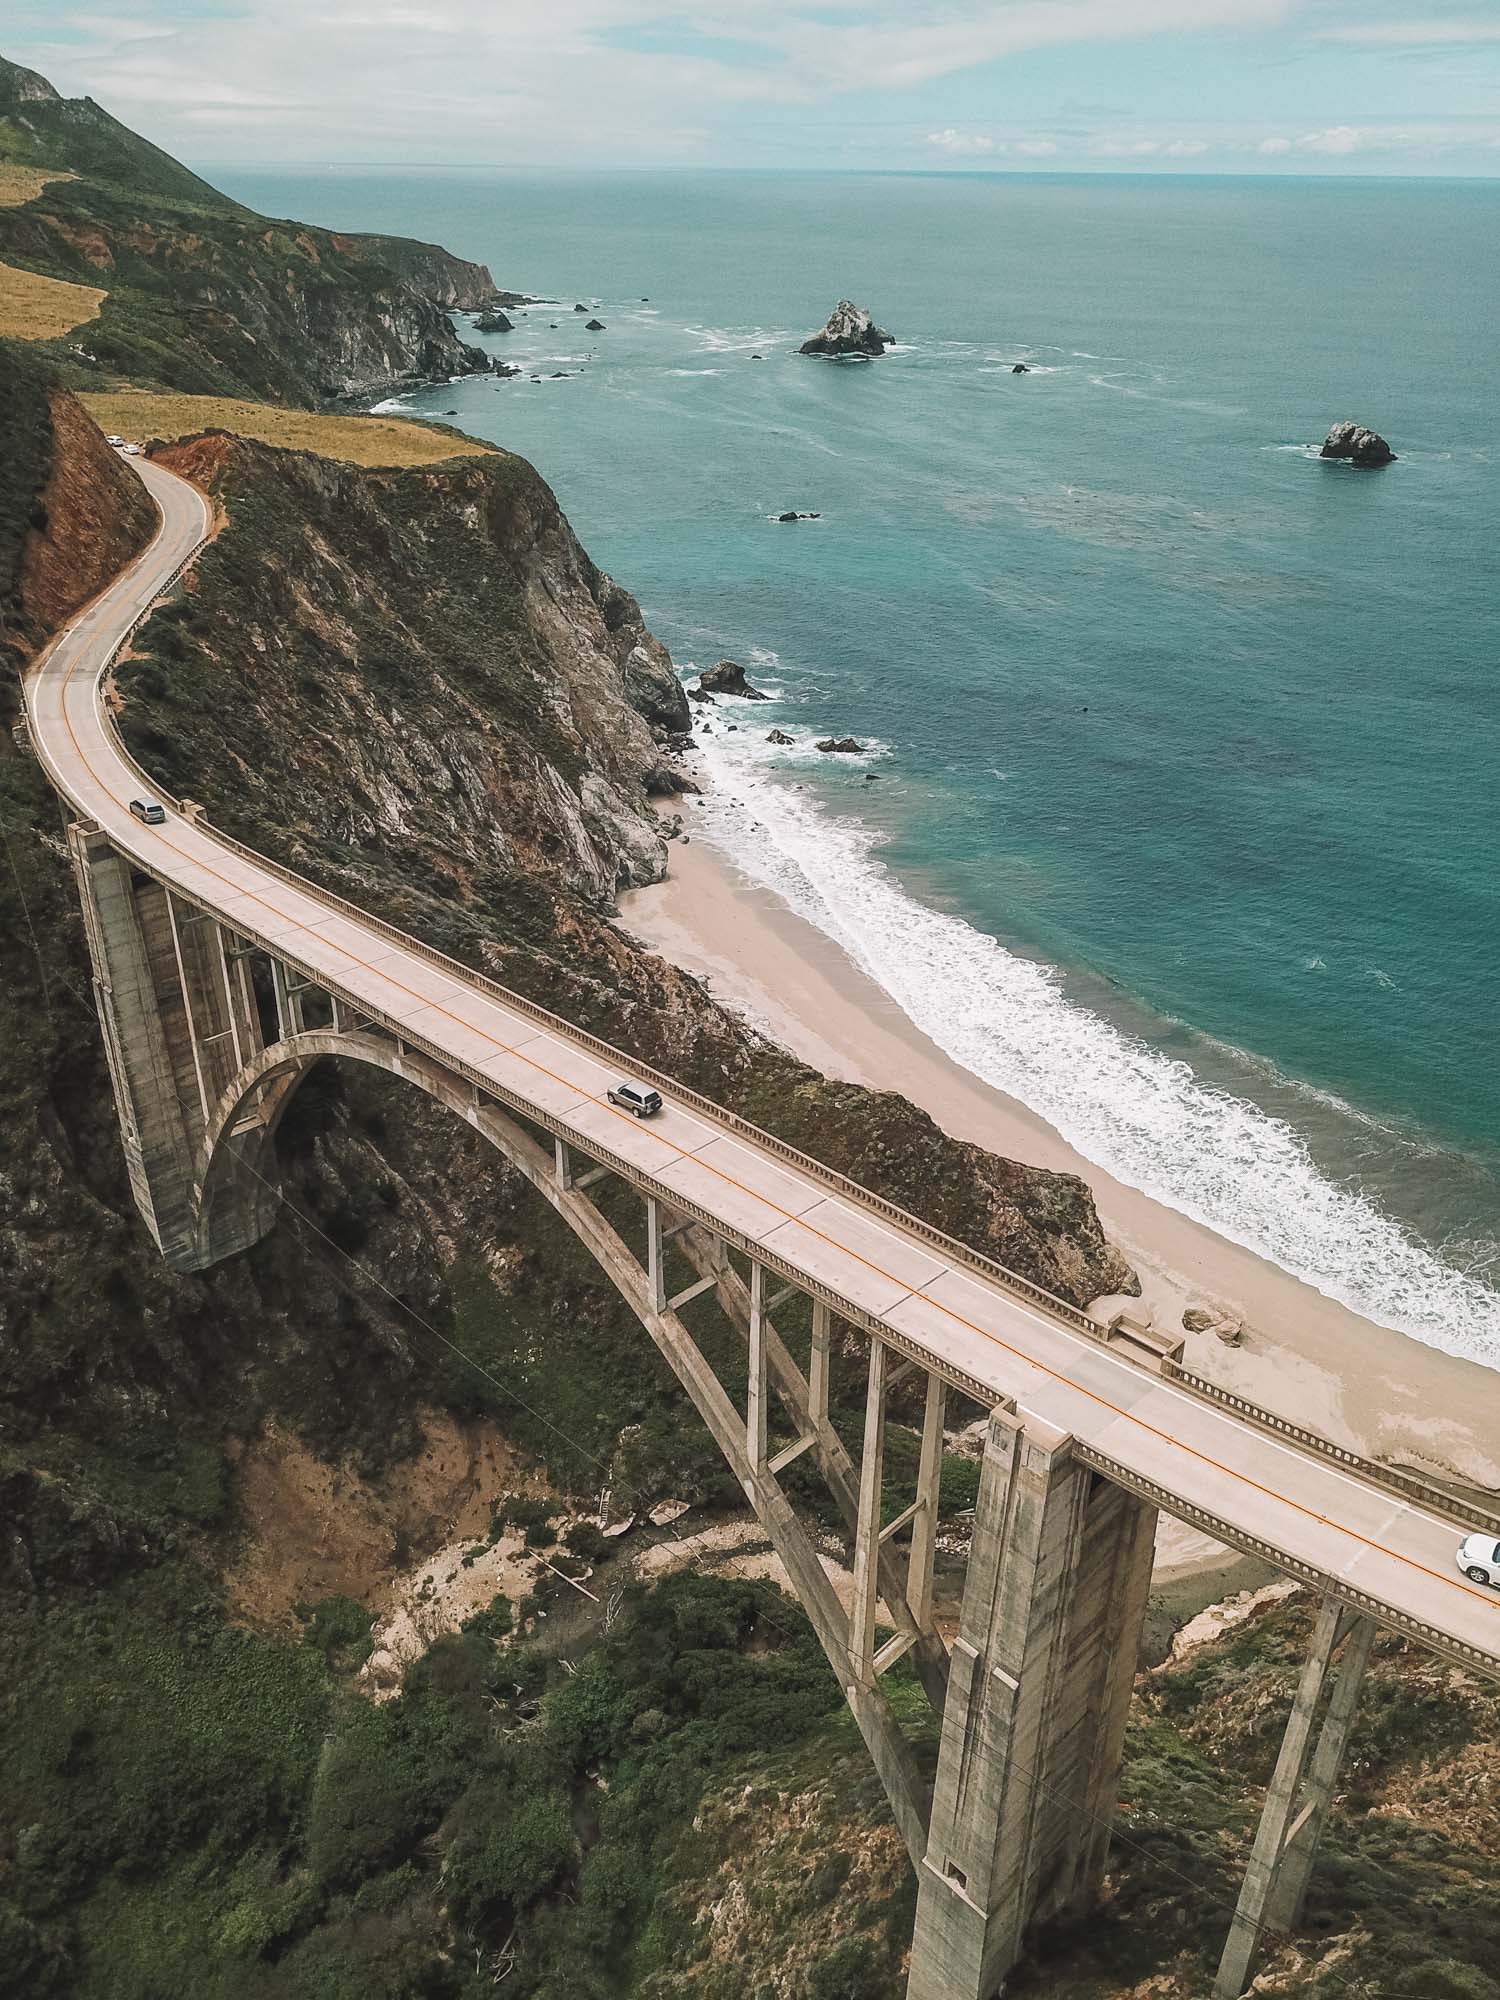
0,163,67,208
79,392,497,468
0,258,106,339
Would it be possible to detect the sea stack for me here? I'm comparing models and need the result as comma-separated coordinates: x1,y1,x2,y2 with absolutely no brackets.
799,300,891,358
697,659,769,700
1320,421,1396,467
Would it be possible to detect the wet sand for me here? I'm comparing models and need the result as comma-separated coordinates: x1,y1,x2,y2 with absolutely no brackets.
621,827,1500,1493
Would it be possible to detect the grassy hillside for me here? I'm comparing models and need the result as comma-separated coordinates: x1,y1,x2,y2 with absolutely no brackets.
80,392,497,467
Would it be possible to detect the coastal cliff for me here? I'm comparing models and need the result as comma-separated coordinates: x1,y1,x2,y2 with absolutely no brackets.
0,53,499,402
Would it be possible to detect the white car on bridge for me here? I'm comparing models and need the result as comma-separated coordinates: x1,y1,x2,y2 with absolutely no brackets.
1458,1534,1500,1586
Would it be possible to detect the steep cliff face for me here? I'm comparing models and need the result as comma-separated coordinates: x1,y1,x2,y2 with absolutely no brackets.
0,53,500,402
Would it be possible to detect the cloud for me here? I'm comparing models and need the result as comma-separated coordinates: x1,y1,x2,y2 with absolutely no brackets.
1258,134,1293,153
1294,123,1363,154
1318,16,1500,46
926,128,997,155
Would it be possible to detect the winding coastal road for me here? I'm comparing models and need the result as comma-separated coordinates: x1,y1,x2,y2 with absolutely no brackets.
24,452,1500,1677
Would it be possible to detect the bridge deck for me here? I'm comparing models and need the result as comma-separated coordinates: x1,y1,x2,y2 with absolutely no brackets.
26,455,1500,1677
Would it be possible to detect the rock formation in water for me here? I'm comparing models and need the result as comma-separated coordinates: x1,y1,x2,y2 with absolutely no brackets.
1012,362,1031,374
474,309,513,333
815,736,865,754
1320,422,1396,467
585,318,606,331
799,300,891,358
697,660,769,700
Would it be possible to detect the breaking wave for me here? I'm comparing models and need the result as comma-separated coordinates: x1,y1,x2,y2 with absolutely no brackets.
684,703,1500,1365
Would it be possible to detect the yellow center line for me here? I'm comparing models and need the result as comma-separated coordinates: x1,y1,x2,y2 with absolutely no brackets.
48,466,1498,1638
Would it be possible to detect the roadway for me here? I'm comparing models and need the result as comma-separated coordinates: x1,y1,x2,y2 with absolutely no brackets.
23,452,1500,1676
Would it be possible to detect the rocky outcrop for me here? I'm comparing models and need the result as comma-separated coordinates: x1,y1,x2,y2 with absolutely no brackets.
775,510,821,523
130,433,677,899
697,659,768,701
767,729,795,746
799,300,891,359
474,309,513,333
1011,362,1030,374
585,318,605,332
816,736,865,754
1320,421,1396,467
350,233,499,310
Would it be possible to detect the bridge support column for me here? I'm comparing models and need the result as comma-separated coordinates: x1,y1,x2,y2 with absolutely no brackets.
68,825,281,1270
1214,1598,1376,1999
69,824,204,1265
908,1411,1156,2000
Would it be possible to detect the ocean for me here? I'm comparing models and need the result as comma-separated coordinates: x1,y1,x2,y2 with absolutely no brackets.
211,165,1500,1363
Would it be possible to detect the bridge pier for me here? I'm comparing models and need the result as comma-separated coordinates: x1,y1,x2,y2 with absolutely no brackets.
909,1409,1157,2000
1214,1597,1377,1998
68,822,279,1269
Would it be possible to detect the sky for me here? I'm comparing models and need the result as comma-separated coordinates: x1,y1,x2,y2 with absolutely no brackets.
6,1,1500,175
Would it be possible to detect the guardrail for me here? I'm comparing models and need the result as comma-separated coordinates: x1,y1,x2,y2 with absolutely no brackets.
1083,1445,1500,1678
1162,1360,1500,1539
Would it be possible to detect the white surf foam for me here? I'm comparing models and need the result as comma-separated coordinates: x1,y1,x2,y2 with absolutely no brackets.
685,733,1500,1365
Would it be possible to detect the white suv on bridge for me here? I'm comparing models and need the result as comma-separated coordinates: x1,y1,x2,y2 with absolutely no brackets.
1458,1534,1500,1586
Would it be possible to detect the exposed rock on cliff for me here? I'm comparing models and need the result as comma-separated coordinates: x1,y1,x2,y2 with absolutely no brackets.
799,300,891,358
125,432,676,900
1321,421,1396,467
698,659,768,700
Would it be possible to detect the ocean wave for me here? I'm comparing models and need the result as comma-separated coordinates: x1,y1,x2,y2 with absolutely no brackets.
686,324,795,355
369,396,414,414
685,742,1500,1363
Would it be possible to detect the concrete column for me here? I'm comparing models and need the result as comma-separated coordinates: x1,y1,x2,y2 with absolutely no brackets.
908,1410,1095,2000
907,1372,947,1634
645,1196,666,1313
747,1260,769,1473
809,1298,831,1428
1214,1599,1376,1999
851,1339,890,1688
67,827,203,1265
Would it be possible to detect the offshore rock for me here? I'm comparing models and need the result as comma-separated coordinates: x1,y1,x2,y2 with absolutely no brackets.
816,736,865,754
698,660,769,701
585,318,606,331
766,728,795,746
1011,362,1031,374
799,300,891,358
1321,421,1396,467
474,308,513,333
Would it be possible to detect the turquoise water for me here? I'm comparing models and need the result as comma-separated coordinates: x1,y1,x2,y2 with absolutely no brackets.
215,166,1500,1358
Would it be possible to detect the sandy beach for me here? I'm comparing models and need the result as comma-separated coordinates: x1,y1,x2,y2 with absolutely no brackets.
621,824,1500,1494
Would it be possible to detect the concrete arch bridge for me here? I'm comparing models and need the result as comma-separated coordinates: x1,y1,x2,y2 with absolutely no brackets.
24,455,1500,2000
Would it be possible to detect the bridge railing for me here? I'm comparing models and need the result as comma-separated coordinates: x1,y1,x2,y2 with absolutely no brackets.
1161,1360,1500,1539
